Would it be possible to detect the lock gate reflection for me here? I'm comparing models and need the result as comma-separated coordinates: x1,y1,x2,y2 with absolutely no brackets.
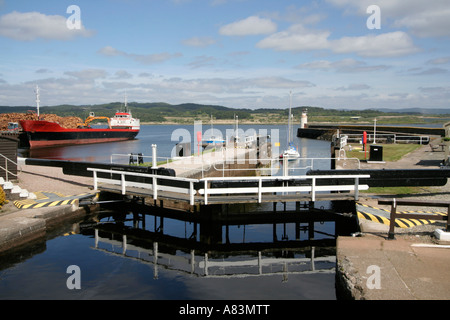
81,207,346,280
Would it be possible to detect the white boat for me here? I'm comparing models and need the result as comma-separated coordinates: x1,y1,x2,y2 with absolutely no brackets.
202,114,225,145
280,143,299,160
280,91,299,160
110,95,140,130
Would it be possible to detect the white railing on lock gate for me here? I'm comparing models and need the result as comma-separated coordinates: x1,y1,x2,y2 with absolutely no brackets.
88,167,198,205
88,167,370,205
199,174,369,204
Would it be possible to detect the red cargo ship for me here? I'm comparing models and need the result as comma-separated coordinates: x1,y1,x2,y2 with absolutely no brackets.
19,110,140,149
19,87,140,149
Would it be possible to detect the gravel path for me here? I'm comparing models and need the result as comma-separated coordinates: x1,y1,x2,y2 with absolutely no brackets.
17,164,93,196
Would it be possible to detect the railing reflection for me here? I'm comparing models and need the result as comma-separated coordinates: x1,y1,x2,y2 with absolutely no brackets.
87,210,337,280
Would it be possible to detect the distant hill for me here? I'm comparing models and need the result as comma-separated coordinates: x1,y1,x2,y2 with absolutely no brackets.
373,108,450,115
0,102,254,123
0,103,448,124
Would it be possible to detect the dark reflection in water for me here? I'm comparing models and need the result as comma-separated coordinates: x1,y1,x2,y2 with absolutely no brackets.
0,200,357,300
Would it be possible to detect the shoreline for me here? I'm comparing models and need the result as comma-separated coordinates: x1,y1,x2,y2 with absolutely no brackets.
139,120,448,126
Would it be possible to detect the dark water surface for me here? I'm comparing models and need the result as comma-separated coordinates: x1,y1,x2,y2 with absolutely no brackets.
2,124,343,300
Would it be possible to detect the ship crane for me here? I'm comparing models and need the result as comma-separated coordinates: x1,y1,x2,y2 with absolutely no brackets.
77,112,111,128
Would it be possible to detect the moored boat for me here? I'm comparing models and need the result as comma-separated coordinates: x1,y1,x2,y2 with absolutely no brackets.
19,88,140,149
280,91,299,160
20,115,140,148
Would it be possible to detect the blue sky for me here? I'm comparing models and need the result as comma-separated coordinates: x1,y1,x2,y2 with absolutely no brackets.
0,0,449,110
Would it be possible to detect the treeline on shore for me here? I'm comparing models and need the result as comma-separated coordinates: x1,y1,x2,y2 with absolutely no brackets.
0,102,448,124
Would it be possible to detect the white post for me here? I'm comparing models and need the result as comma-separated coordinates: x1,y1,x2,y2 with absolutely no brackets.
373,118,377,144
93,170,98,191
258,178,262,203
153,176,158,200
354,177,359,201
282,158,288,176
152,144,158,169
204,180,208,205
190,181,194,205
311,177,316,202
121,173,126,195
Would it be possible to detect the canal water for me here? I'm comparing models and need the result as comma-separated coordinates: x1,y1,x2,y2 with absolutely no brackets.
1,124,344,300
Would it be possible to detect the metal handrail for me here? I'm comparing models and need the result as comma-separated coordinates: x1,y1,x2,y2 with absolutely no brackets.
88,167,370,206
200,174,370,204
212,157,361,175
88,167,199,205
0,153,19,181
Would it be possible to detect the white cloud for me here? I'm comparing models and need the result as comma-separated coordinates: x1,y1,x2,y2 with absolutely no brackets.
97,46,182,65
296,58,390,73
257,23,418,57
188,56,217,69
0,11,94,41
393,7,450,38
113,70,133,79
219,16,277,36
326,0,450,38
257,24,330,51
427,56,450,65
182,36,216,47
335,84,371,91
159,76,314,94
409,68,448,76
97,46,122,56
332,31,419,57
64,69,108,80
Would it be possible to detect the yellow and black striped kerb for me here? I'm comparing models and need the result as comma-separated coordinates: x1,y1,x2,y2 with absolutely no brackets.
356,202,446,228
13,192,91,209
14,198,78,209
356,211,435,228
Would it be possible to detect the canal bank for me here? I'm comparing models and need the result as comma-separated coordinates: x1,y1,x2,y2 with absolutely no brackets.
335,138,450,300
0,164,98,254
336,220,450,300
0,202,98,253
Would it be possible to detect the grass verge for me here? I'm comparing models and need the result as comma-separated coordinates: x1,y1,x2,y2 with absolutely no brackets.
347,143,422,161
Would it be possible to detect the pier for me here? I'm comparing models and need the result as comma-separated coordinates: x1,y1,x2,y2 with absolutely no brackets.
298,124,446,141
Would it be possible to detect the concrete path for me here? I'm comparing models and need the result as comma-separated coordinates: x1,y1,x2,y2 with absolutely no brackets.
337,138,450,300
337,232,450,300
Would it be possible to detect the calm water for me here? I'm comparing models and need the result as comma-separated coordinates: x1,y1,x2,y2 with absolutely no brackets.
2,124,342,300
20,124,332,165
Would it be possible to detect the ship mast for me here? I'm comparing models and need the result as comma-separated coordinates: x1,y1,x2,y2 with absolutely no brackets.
35,85,40,117
287,90,292,145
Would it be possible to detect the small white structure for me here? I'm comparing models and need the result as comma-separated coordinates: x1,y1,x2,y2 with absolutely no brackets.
300,108,308,129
